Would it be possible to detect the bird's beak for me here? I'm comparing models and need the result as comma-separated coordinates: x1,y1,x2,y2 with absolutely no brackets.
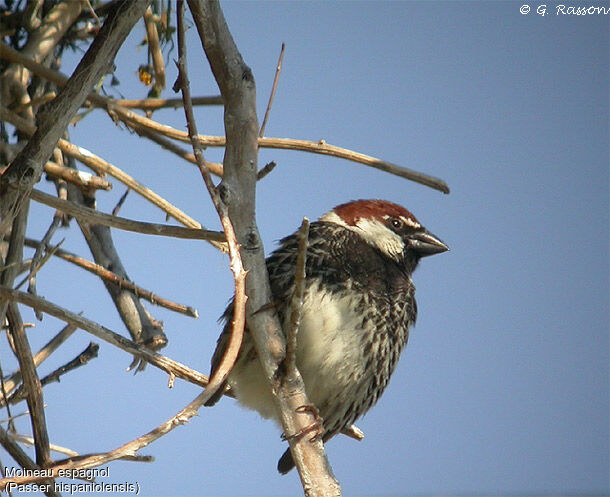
408,230,449,257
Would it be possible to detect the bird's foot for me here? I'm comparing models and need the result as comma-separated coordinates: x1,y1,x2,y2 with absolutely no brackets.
281,404,325,442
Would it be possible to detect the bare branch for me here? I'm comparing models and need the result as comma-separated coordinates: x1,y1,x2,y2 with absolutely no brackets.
5,302,51,467
44,161,112,191
284,218,309,370
0,286,213,390
21,237,199,318
112,189,130,216
187,1,341,495
259,42,286,138
27,188,225,242
8,433,79,458
0,0,152,237
1,2,83,109
0,383,230,491
256,160,277,181
0,425,61,497
1,324,77,400
143,6,166,95
111,95,223,110
7,343,99,405
0,194,52,467
175,0,246,404
66,178,167,355
127,120,224,176
0,41,449,193
0,106,226,250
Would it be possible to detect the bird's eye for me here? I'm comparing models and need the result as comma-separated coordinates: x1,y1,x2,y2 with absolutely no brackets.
390,218,402,230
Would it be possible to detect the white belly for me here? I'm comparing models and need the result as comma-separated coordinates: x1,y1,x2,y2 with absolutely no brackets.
228,281,368,422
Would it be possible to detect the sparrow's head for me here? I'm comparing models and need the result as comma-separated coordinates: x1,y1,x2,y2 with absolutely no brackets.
320,199,448,267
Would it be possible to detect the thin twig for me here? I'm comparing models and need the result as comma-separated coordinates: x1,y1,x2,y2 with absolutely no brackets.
114,107,450,192
0,106,227,251
112,188,130,216
20,207,65,301
44,160,112,191
259,42,285,138
257,160,276,181
8,343,100,405
20,237,199,318
110,95,223,110
143,6,166,95
9,433,79,458
0,285,217,391
16,238,63,291
284,217,309,371
0,385,222,491
175,0,246,403
128,120,224,176
1,324,77,400
0,41,450,193
17,204,64,314
27,188,225,242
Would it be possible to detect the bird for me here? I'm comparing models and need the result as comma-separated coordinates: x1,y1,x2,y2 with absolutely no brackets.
205,199,448,474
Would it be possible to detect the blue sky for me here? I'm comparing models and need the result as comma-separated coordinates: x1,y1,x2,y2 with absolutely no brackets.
7,2,609,496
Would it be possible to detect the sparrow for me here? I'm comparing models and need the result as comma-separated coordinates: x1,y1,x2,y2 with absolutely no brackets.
206,199,448,473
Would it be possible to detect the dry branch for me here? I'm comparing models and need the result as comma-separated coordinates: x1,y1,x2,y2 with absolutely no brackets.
175,0,246,404
0,0,152,237
143,6,166,96
0,383,225,491
7,343,100,405
44,161,112,191
0,425,61,497
0,286,212,389
1,324,77,400
21,237,198,318
0,106,225,250
284,217,309,370
65,177,166,354
111,95,223,110
128,120,224,176
27,188,224,242
0,1,83,118
259,42,286,138
187,1,341,495
0,41,449,193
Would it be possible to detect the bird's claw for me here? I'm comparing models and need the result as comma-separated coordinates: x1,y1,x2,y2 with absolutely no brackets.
281,404,325,442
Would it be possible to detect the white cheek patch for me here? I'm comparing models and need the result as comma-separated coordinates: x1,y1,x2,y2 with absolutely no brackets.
354,218,405,259
319,211,350,228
